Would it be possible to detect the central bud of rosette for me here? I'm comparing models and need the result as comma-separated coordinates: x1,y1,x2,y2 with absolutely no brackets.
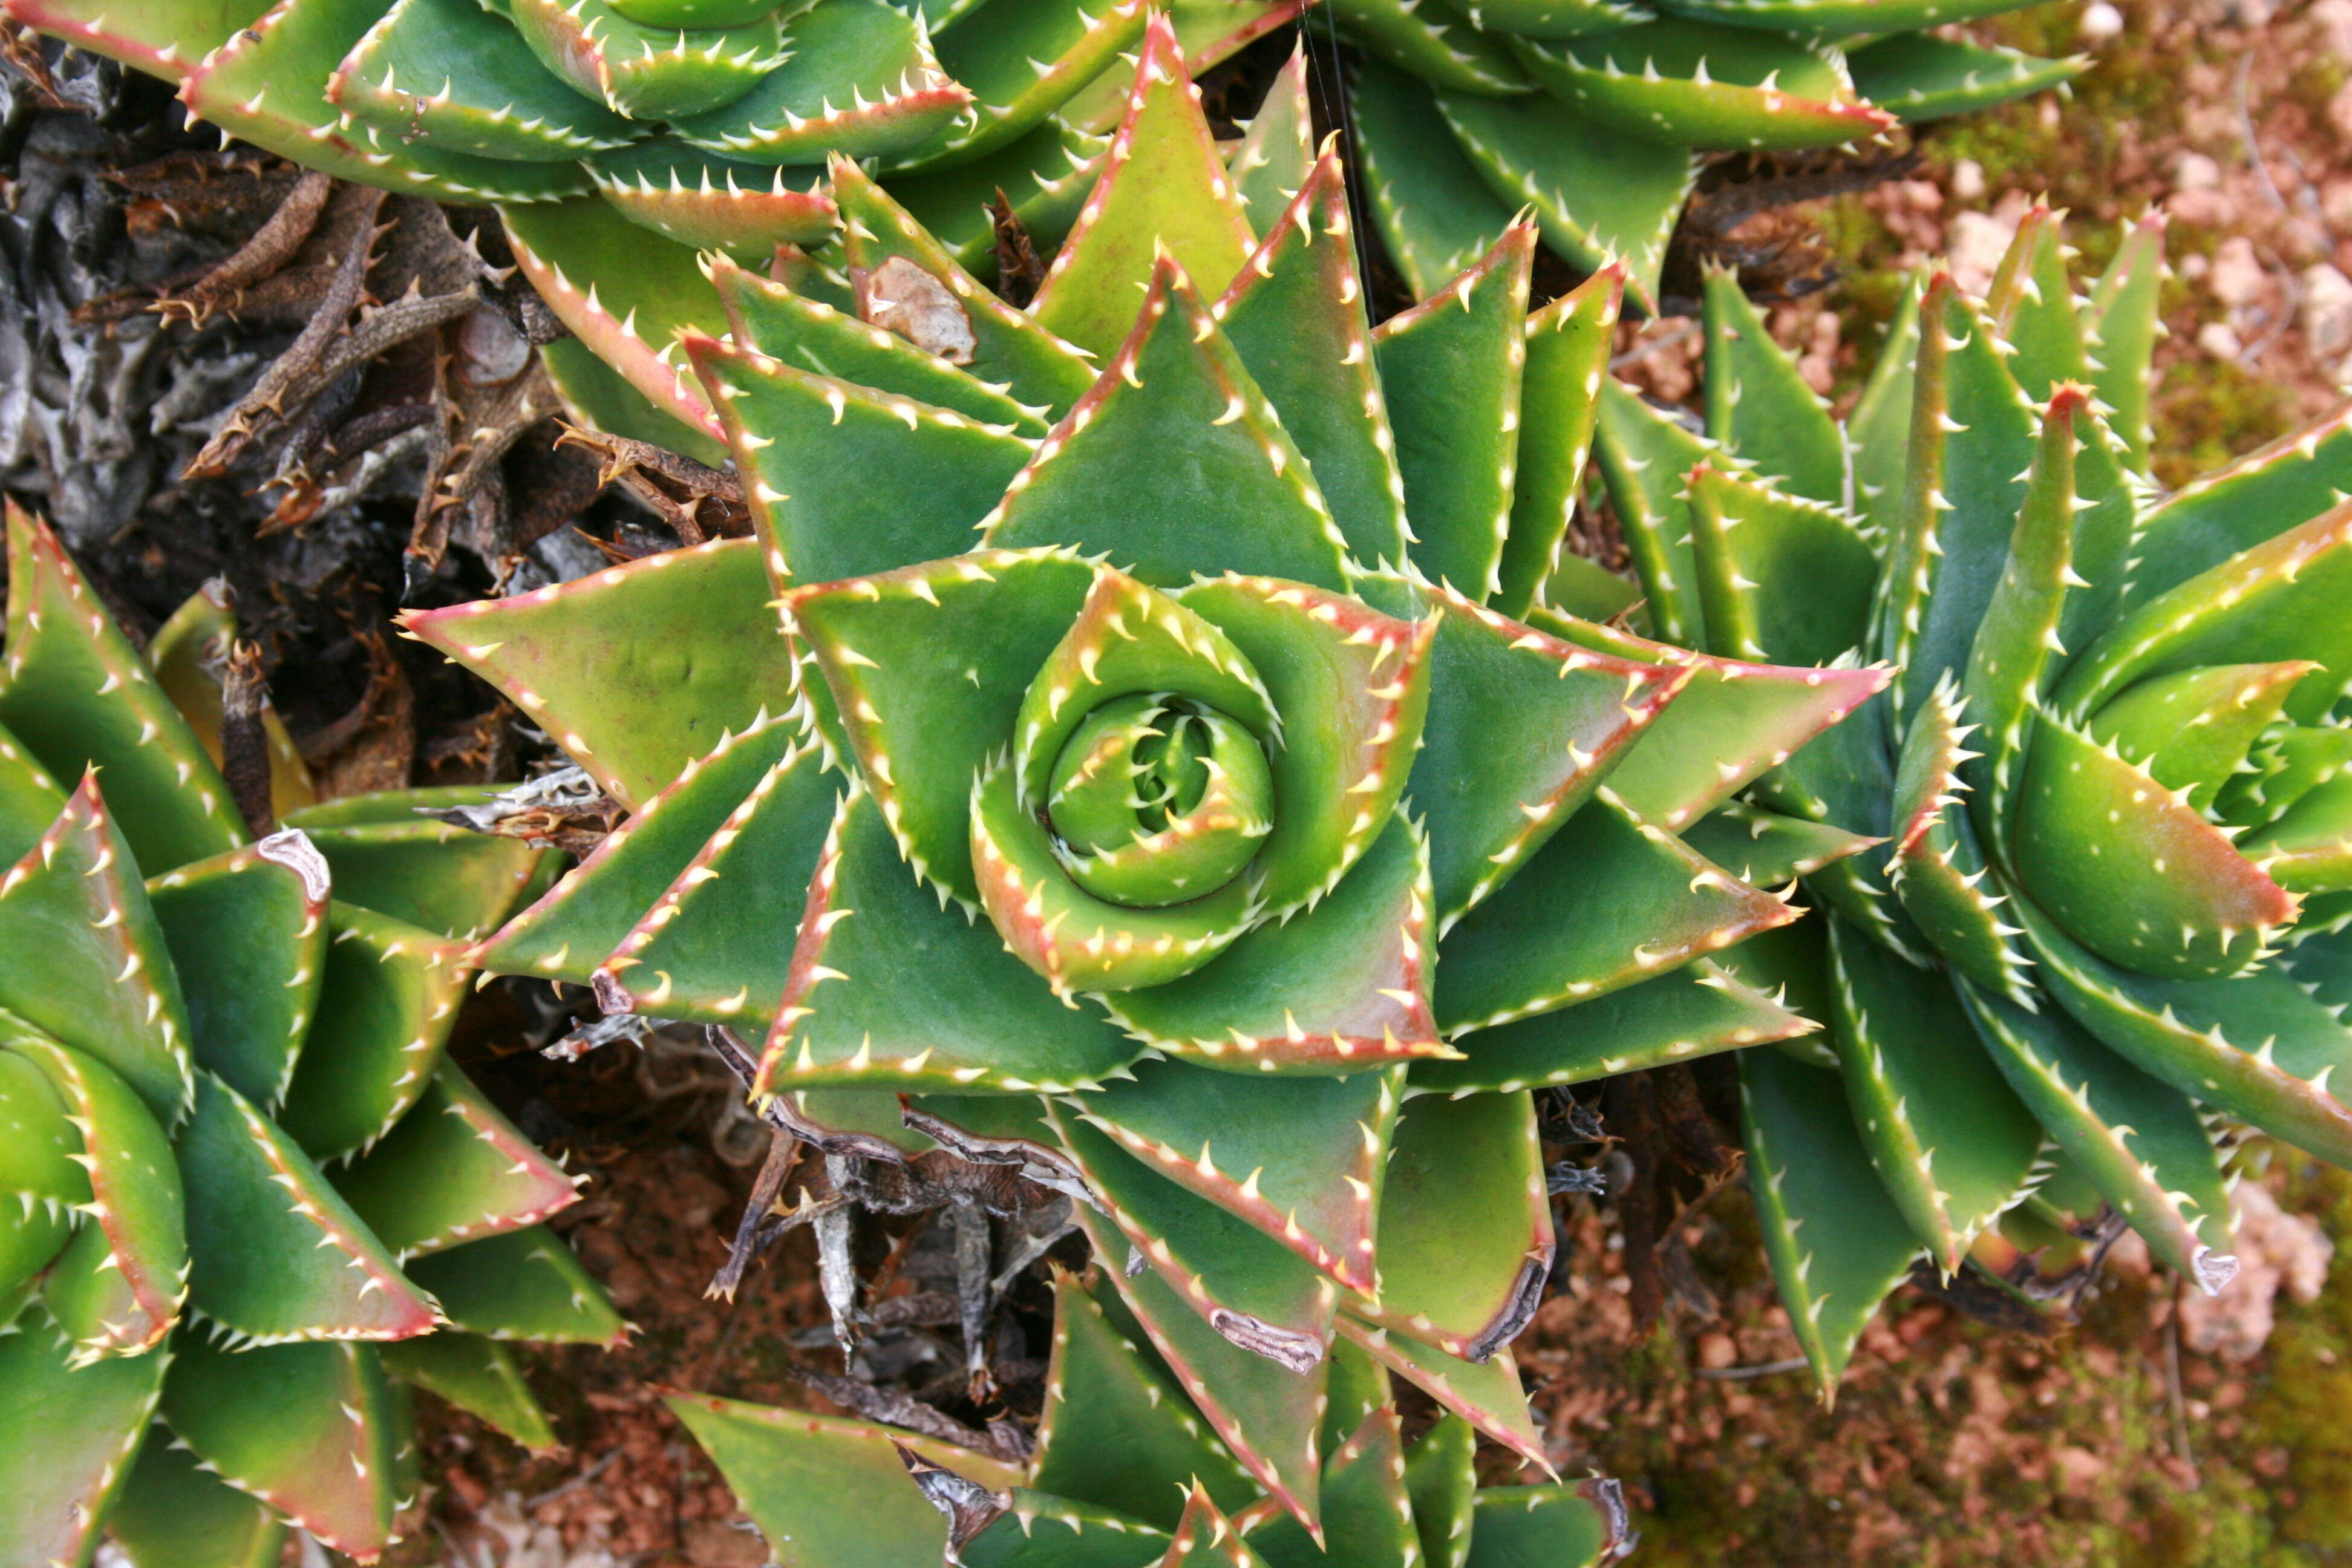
967,564,1435,1001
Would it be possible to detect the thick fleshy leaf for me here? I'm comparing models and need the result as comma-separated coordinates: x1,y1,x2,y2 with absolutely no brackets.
1514,22,1896,150
403,1226,627,1345
0,777,196,1123
0,717,66,864
1847,272,1924,540
501,197,729,441
1374,225,1534,598
1,504,243,873
2246,775,2352,892
379,1332,557,1451
1099,817,1443,1074
667,1392,1024,1568
1590,378,1722,647
888,118,1110,276
508,0,785,120
1030,1270,1259,1529
592,737,840,1024
0,1028,78,1305
990,261,1354,592
1739,1049,1922,1398
1825,920,2041,1273
2016,895,2352,1169
670,0,968,160
1955,981,2236,1291
1330,0,1529,96
1431,90,1691,317
1160,1486,1273,1567
1051,1107,1338,1371
541,335,731,468
111,1429,289,1568
955,1491,1174,1567
1685,463,1877,668
1030,16,1254,359
1435,792,1798,1033
1884,680,2036,1002
881,0,1147,171
1420,957,1814,1094
1702,269,1845,506
1498,267,1625,616
1982,207,2088,403
161,1338,397,1560
1239,1406,1417,1568
830,156,1099,415
1073,1217,1327,1537
275,904,469,1160
13,1034,186,1360
1347,60,1517,302
0,0,263,79
0,1308,166,1568
1070,1057,1402,1294
2082,213,2167,474
586,142,837,258
2014,715,2293,979
1463,1483,1630,1568
760,791,1142,1091
1227,45,1312,225
1849,33,2083,124
148,832,330,1108
1179,575,1434,917
478,711,799,985
1351,1089,1549,1362
403,537,795,809
1331,1316,1547,1471
328,0,641,161
1403,1414,1477,1568
2093,664,2309,820
1681,801,1877,887
289,812,544,943
1214,154,1411,571
334,1059,580,1260
178,1071,434,1345
1409,590,1686,925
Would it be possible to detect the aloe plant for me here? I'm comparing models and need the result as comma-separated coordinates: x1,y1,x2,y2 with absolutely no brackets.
394,24,1889,1527
667,1268,1633,1567
0,503,625,1568
1590,208,2352,1391
1341,0,2087,310
1,0,1309,281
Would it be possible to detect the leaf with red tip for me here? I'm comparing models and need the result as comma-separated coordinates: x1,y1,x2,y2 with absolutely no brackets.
1463,1481,1632,1568
881,0,1148,172
541,336,733,469
379,1332,557,1452
148,833,331,1108
584,143,835,261
1030,16,1254,359
1348,1089,1547,1362
593,738,840,1024
1410,587,1688,927
1824,920,2041,1274
1375,227,1534,599
275,904,468,1161
1955,979,2236,1291
759,791,1140,1092
1433,88,1694,317
1739,1048,1922,1397
1684,465,1877,670
403,537,795,809
0,778,195,1123
1884,679,2037,1003
1347,60,1517,302
789,547,1095,902
161,1338,398,1561
1497,267,1624,617
501,197,729,443
178,1072,433,1345
1403,1415,1476,1568
831,157,1099,415
991,265,1354,592
1158,1485,1272,1567
1681,801,1877,888
0,1307,166,1568
2092,664,2310,821
1332,1316,1547,1471
1515,21,1900,150
1051,1106,1338,1372
403,1226,627,1345
665,1391,1023,1568
1031,1270,1259,1530
1435,792,1798,1034
1100,816,1445,1074
111,1429,290,1568
478,713,799,986
672,0,968,160
506,0,784,120
1214,154,1411,572
2,0,262,80
12,1034,185,1359
1,504,243,874
334,1059,580,1261
1422,956,1814,1095
2016,895,2352,1168
2080,214,2166,473
1702,268,1846,506
178,0,589,204
1239,1406,1418,1568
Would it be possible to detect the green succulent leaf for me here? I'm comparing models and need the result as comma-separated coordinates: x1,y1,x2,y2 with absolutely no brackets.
1847,271,1924,540
675,0,970,160
0,1308,166,1568
1227,45,1312,225
1701,269,1845,506
0,1029,79,1305
1684,464,1877,668
1160,1486,1274,1567
379,1331,558,1451
274,903,469,1161
1462,1482,1631,1568
1591,377,1723,647
1330,0,1532,95
881,0,1147,172
1347,60,1518,302
509,0,786,120
334,1058,580,1259
111,1428,289,1568
1848,33,2082,123
1498,269,1625,616
584,141,838,259
887,118,1109,275
0,0,260,79
955,1492,1175,1568
1402,1413,1478,1568
147,834,331,1108
2081,214,2167,473
540,335,733,468
1333,1315,1549,1472
1982,208,2089,402
403,1225,628,1344
1681,800,1877,887
1884,679,2037,1002
329,0,643,161
286,811,544,943
1239,1405,1419,1568
1512,21,1898,151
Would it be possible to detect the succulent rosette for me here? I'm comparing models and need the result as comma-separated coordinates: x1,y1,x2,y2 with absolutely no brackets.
410,25,1886,1529
662,1269,1635,1567
0,504,622,1567
1593,209,2352,1390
